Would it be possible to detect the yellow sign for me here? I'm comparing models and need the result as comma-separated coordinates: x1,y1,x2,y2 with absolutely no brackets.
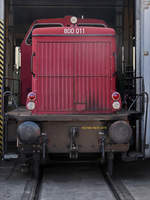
81,126,107,130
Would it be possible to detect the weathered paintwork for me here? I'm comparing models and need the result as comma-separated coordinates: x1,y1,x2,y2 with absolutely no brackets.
31,24,116,114
20,16,107,105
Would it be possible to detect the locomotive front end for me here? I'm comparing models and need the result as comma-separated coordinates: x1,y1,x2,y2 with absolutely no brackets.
16,16,133,176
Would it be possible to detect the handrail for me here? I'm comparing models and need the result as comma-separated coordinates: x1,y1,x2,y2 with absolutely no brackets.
128,92,149,158
2,91,18,155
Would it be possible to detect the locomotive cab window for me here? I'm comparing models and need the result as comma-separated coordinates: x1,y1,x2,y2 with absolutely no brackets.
26,23,63,45
78,23,107,27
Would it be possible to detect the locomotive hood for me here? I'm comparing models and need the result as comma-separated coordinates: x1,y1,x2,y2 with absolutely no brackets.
32,26,116,37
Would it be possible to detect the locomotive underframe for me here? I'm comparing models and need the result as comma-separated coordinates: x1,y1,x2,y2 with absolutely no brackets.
6,107,131,157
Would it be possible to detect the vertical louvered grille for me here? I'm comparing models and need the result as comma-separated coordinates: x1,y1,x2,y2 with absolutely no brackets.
35,40,114,114
74,42,112,112
36,42,74,112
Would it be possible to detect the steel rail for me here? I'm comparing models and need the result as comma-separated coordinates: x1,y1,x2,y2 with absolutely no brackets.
21,165,136,200
21,178,39,200
104,172,136,200
21,171,43,200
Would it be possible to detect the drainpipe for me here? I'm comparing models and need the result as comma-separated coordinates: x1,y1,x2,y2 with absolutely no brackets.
135,0,142,152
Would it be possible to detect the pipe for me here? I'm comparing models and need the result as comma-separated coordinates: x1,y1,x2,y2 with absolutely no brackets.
143,92,149,158
127,92,149,158
135,0,142,152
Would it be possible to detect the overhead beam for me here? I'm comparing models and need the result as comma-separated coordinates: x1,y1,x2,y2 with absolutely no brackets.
11,0,127,8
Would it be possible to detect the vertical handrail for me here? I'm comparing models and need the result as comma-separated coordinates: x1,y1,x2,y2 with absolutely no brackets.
128,92,149,158
3,91,18,154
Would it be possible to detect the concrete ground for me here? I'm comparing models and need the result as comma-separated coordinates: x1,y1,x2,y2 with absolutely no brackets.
0,159,150,200
117,159,150,200
0,160,29,200
39,164,115,200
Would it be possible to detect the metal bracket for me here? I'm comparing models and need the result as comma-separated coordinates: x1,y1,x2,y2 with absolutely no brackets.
144,51,149,56
40,133,48,160
99,136,105,164
69,127,79,159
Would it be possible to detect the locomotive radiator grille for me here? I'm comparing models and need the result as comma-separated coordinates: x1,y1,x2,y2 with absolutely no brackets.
73,42,112,112
36,42,74,112
34,40,115,114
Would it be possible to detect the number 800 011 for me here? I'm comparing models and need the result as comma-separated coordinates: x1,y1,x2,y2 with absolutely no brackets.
64,28,85,34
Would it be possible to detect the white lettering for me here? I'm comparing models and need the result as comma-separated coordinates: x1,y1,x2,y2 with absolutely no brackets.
64,28,74,34
76,28,79,34
64,28,85,34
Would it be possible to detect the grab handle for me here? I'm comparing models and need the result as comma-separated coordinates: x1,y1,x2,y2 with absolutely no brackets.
31,52,35,77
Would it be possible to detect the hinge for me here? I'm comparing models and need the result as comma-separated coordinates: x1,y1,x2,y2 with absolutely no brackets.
145,144,149,149
144,51,149,56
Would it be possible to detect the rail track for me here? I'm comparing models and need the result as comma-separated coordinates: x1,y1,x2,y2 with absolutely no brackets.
104,172,135,200
21,164,136,200
21,169,42,200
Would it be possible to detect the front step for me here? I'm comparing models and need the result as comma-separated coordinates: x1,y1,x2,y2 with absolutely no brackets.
4,153,18,160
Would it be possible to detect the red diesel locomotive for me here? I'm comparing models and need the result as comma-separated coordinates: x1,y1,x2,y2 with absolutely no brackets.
8,16,132,176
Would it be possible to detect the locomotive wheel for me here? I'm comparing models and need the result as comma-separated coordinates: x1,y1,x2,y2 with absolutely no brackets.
107,152,114,176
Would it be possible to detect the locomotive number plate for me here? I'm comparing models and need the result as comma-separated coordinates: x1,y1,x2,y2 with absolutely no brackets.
64,28,85,34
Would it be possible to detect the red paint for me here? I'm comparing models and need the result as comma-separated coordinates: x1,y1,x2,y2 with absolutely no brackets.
112,92,120,101
31,27,116,114
21,16,118,114
20,16,107,105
